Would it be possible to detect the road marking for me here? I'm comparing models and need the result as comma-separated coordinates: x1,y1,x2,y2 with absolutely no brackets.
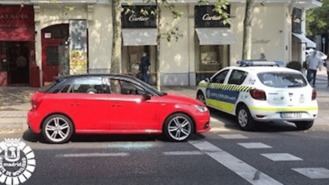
107,142,157,149
261,153,302,161
292,168,329,179
210,117,224,123
219,134,248,139
210,127,233,133
189,140,283,185
56,152,129,158
238,142,272,149
163,151,203,156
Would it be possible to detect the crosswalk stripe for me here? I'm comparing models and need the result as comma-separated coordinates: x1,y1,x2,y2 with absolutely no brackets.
238,142,272,149
163,151,203,156
210,127,233,133
292,168,329,179
261,153,302,161
219,134,248,139
189,140,283,185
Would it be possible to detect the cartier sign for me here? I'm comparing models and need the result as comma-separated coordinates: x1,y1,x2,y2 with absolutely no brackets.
195,5,230,28
202,14,222,21
122,5,156,28
128,14,150,22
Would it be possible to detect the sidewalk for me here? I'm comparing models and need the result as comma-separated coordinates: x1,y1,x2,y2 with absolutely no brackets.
0,74,328,134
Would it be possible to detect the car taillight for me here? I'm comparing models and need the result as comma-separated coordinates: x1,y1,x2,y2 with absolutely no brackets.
250,89,267,100
312,89,317,100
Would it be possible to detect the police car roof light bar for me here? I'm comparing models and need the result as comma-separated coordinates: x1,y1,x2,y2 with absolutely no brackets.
237,60,281,67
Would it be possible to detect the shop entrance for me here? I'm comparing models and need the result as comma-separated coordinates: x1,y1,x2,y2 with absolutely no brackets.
41,24,69,85
122,46,157,85
0,5,35,86
0,42,30,85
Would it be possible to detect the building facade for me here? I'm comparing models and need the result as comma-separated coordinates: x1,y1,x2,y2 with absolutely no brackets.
0,0,321,87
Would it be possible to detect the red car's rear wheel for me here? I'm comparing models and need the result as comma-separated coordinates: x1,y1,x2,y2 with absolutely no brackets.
42,114,74,144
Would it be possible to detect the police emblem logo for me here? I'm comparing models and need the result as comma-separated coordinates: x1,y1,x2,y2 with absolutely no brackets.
0,139,36,185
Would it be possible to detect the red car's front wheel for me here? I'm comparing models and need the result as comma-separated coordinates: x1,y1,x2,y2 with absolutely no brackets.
42,114,74,144
164,113,194,142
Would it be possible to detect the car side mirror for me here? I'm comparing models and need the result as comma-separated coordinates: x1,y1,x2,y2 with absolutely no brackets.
205,78,210,83
142,94,151,101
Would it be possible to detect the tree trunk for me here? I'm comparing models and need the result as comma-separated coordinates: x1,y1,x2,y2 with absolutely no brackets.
156,0,162,90
111,0,122,74
242,0,255,60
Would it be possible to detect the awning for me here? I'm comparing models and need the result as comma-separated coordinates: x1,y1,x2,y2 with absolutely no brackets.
292,33,316,48
292,0,322,9
122,29,157,46
195,28,236,45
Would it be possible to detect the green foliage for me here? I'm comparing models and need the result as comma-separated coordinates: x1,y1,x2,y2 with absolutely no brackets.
306,0,329,36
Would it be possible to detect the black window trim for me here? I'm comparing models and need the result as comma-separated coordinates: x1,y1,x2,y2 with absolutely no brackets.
210,69,230,83
43,75,162,96
227,69,248,85
108,76,157,96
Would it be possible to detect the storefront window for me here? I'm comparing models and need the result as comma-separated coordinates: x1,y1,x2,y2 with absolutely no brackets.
199,45,229,72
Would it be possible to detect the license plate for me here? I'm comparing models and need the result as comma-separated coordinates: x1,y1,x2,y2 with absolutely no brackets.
281,112,302,119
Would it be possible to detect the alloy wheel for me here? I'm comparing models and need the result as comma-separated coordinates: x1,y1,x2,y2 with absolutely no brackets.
167,115,192,141
44,116,71,143
238,109,248,128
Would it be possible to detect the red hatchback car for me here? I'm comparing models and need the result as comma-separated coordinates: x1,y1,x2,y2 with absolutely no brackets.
28,75,210,143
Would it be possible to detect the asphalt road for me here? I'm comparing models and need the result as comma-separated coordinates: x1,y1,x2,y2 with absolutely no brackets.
1,109,328,185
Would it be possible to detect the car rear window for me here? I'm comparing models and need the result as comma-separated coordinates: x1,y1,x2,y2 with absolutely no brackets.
257,72,307,88
39,78,66,93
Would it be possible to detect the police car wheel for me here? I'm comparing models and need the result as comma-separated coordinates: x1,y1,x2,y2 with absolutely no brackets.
197,92,206,105
294,121,314,130
237,105,256,131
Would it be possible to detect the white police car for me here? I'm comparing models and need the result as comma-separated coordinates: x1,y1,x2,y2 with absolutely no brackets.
196,60,318,130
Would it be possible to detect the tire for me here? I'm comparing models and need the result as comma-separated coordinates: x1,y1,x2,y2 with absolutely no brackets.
42,114,74,144
164,113,194,142
236,105,256,131
197,91,206,105
294,121,314,130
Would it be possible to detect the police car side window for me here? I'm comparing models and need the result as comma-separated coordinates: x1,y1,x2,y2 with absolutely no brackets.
211,70,229,83
228,70,248,85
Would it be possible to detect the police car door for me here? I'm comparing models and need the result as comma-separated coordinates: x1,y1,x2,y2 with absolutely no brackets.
205,69,231,113
226,69,249,114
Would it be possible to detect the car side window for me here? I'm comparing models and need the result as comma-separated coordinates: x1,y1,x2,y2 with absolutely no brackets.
65,77,110,94
228,70,248,85
109,79,146,95
211,70,229,84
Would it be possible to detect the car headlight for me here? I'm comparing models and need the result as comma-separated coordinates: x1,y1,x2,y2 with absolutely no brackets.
194,105,208,113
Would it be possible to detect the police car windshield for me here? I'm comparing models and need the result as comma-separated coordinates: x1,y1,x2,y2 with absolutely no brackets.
257,72,307,88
